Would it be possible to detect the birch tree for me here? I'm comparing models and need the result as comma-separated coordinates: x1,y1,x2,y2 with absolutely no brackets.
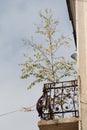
20,9,77,89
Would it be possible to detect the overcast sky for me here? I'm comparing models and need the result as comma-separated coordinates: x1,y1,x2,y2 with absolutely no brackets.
0,0,75,130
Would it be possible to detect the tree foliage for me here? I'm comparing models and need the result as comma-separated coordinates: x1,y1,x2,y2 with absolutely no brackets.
20,9,77,89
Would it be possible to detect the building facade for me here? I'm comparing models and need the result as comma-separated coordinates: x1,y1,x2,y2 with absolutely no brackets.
67,0,87,130
38,0,87,130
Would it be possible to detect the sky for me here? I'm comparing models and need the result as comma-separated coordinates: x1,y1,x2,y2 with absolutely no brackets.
0,0,75,130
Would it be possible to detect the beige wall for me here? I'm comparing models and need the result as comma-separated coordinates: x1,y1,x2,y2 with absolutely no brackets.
66,0,87,130
76,0,87,130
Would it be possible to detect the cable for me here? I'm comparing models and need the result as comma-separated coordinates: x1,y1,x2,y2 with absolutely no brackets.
0,110,20,117
0,105,36,117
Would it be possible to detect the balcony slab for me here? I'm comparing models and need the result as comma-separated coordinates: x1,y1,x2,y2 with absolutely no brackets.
38,117,79,130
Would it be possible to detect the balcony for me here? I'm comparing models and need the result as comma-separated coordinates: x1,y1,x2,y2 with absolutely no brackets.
37,80,79,130
37,80,78,120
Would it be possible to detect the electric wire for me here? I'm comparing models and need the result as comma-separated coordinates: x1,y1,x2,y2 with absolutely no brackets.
0,104,36,117
0,110,20,117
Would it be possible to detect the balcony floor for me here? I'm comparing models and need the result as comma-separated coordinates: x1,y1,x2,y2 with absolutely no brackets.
38,117,79,130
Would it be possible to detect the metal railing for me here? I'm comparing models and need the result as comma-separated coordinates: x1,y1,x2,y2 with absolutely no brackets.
36,80,78,120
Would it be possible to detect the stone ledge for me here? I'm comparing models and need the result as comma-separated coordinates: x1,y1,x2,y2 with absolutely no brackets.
38,117,79,130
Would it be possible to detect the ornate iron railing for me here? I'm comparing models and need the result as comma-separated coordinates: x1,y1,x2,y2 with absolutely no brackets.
36,80,78,120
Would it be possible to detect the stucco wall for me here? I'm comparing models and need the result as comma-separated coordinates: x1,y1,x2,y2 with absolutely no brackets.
76,1,87,130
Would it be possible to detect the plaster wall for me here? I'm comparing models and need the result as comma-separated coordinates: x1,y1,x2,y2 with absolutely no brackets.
75,0,87,130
